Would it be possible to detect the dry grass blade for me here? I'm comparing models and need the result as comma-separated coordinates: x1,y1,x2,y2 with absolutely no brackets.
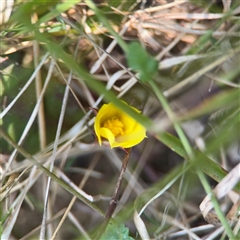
200,163,240,226
2,166,38,239
32,13,47,150
50,155,99,239
2,58,54,183
67,212,91,240
39,55,75,240
164,46,240,97
0,53,49,119
133,211,150,240
0,0,13,25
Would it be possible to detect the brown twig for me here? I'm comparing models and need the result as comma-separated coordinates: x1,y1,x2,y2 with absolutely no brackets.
95,148,132,239
105,148,132,221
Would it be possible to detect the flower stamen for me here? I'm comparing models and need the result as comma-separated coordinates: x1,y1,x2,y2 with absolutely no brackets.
103,117,124,137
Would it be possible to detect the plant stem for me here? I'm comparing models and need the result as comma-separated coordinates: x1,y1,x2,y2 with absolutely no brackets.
197,170,235,239
105,148,132,221
149,81,193,158
95,148,132,239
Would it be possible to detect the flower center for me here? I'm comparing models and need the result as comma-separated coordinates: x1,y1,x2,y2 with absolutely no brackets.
103,117,124,137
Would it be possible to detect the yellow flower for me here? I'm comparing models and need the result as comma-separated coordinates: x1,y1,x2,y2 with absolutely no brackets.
94,102,146,148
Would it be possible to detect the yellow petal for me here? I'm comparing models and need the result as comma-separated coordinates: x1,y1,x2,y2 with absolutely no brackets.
94,115,102,145
100,127,115,148
94,102,146,148
113,125,146,148
94,104,115,144
94,102,124,144
116,104,141,135
97,103,121,123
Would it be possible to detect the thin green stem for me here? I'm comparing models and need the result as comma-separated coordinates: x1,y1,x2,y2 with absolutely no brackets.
149,81,193,157
197,170,235,239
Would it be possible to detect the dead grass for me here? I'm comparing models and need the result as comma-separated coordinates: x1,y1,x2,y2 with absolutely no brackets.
1,0,240,239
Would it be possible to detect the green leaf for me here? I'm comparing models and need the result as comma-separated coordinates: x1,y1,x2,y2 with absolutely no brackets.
126,42,158,82
100,224,134,240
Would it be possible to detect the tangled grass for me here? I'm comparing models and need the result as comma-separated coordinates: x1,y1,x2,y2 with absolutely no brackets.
1,1,240,239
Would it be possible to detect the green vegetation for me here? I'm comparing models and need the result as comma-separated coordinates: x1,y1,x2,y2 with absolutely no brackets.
1,0,239,239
